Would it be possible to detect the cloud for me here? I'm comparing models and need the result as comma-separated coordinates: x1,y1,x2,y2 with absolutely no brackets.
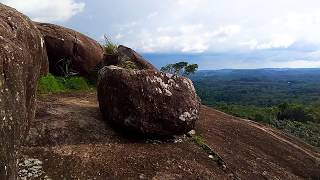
96,0,320,56
116,24,241,53
1,0,85,22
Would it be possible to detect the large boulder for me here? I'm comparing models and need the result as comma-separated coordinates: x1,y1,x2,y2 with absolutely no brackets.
0,4,47,179
97,66,200,136
35,22,104,76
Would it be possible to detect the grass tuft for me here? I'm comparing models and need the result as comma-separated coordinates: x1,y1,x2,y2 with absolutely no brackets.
104,35,118,55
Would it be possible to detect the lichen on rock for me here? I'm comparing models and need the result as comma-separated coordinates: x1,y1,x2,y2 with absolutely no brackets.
97,66,201,136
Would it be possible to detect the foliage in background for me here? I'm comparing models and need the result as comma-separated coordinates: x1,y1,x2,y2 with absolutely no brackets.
161,61,198,76
104,35,118,55
270,119,320,147
214,103,320,147
38,74,90,94
193,69,320,147
277,103,315,123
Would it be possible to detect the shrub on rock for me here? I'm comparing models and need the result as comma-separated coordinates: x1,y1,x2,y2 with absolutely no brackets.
97,66,201,136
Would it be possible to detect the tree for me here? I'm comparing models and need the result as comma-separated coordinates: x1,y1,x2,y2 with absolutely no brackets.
184,64,199,75
172,61,188,74
277,103,314,122
160,61,198,76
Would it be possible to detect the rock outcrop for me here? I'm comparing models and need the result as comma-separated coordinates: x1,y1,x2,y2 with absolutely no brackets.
23,92,320,179
35,22,104,76
97,66,200,136
117,45,156,70
103,45,157,70
0,3,47,179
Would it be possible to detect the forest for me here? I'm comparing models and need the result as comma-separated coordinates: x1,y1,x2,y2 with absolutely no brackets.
191,68,320,147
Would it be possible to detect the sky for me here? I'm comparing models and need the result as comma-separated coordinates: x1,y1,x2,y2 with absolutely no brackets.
1,0,320,70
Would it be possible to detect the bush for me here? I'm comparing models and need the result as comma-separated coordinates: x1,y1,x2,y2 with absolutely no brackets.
270,119,320,147
277,103,314,122
38,74,90,94
61,77,89,90
212,102,320,147
38,74,65,94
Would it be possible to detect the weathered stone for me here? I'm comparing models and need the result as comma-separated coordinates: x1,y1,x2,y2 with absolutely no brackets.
0,3,47,179
117,45,157,70
35,22,104,76
97,66,200,136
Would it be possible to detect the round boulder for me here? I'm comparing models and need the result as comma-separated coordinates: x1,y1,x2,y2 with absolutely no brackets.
35,22,104,76
0,3,47,179
97,66,201,136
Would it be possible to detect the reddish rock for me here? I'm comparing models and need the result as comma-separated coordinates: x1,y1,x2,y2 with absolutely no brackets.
35,22,104,76
117,45,157,70
0,3,47,179
101,45,157,71
97,66,200,136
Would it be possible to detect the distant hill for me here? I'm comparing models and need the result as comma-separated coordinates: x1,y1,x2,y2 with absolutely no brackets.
191,68,320,106
193,68,320,81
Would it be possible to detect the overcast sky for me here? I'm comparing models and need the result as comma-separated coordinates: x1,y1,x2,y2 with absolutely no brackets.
2,0,320,69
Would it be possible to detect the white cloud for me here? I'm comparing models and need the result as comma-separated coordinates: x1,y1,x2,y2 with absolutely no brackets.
103,0,320,55
1,0,85,22
242,35,296,50
127,24,240,53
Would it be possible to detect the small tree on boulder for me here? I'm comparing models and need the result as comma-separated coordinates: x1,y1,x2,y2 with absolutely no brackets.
161,61,198,76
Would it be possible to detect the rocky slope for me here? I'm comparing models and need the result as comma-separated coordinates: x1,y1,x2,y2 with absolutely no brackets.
21,92,320,179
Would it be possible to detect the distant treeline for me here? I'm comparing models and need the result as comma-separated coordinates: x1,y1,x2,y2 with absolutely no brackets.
191,69,320,147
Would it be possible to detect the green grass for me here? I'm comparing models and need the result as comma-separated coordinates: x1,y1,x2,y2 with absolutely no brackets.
38,74,66,93
190,135,225,165
104,35,118,55
191,135,206,148
61,77,89,90
38,74,91,94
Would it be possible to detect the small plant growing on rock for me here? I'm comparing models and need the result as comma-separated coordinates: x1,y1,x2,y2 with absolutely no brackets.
104,35,118,55
161,61,198,76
